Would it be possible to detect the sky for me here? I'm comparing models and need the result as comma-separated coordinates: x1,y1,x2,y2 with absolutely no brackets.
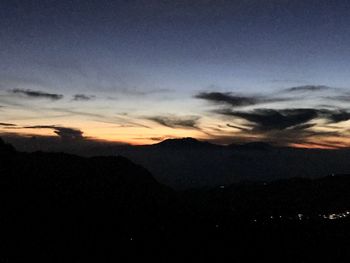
1,0,350,148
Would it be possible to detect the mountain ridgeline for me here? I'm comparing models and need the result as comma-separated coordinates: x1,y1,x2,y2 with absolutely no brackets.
1,137,350,261
122,138,350,189
6,136,350,189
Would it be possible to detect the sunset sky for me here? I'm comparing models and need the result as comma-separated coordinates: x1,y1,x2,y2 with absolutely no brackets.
1,0,350,148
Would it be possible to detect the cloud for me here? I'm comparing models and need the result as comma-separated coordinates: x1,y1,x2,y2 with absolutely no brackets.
216,108,320,131
133,135,177,142
226,123,250,131
150,86,350,147
10,89,64,100
263,128,341,147
325,95,350,102
195,91,288,107
50,108,104,118
119,88,172,96
208,107,350,146
146,115,200,129
50,108,151,129
72,94,96,101
284,85,331,93
24,125,84,140
0,133,127,153
325,110,350,123
0,122,16,127
216,108,350,131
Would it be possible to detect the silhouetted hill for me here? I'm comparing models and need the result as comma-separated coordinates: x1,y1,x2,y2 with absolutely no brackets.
0,140,178,261
120,144,350,189
0,147,173,215
1,139,350,261
0,137,15,154
152,137,220,149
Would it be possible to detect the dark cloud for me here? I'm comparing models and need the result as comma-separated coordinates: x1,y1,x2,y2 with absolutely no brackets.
265,129,341,147
72,94,96,101
216,108,350,131
25,125,84,140
49,108,151,129
284,85,331,93
226,123,250,131
134,135,177,142
0,122,16,127
0,133,127,154
325,95,350,102
147,115,200,129
216,108,319,131
208,120,341,147
10,89,63,100
325,110,350,123
195,91,288,107
119,88,172,96
209,107,350,146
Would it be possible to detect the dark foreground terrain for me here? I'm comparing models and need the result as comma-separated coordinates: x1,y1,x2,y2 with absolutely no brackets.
1,138,350,262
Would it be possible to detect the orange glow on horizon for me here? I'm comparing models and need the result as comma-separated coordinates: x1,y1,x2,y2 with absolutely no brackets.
289,143,338,150
2,122,350,149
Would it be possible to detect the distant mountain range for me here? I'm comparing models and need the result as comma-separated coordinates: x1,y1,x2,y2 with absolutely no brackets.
1,137,350,261
152,137,276,151
3,136,350,189
119,138,350,189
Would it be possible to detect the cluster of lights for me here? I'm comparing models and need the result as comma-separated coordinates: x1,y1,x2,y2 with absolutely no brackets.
251,210,350,223
321,211,350,220
251,214,306,223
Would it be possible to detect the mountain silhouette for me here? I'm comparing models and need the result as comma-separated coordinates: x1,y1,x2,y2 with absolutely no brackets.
152,137,220,149
1,138,350,261
0,137,15,154
4,136,350,189
119,139,350,189
0,139,178,261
